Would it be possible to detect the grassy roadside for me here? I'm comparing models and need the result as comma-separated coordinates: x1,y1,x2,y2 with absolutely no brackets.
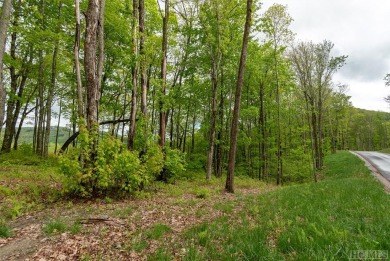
379,148,390,154
165,151,390,260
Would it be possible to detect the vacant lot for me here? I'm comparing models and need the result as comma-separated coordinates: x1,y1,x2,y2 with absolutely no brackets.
1,151,389,260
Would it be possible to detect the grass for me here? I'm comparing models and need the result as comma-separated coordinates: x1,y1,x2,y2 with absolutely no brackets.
378,148,390,154
146,223,172,240
176,151,390,260
0,147,64,221
3,148,387,259
43,219,81,235
0,222,12,238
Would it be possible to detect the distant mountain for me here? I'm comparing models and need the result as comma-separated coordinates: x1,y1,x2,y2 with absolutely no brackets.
15,126,72,145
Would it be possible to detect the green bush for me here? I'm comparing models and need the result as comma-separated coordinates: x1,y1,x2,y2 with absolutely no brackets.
161,147,187,183
59,135,160,197
141,142,164,178
186,153,206,170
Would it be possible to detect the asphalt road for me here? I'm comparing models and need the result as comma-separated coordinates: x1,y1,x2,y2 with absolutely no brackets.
354,151,390,181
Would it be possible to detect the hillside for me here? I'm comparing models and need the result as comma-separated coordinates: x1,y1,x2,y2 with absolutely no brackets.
14,126,71,146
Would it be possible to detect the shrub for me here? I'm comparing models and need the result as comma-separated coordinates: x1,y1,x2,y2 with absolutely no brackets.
141,142,164,178
161,147,187,183
60,135,154,197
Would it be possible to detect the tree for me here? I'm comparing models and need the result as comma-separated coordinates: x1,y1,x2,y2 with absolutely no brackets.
128,0,139,150
262,4,293,185
74,0,84,119
204,0,222,181
84,0,105,164
225,0,253,193
289,40,346,178
0,0,12,135
159,0,169,148
384,74,390,105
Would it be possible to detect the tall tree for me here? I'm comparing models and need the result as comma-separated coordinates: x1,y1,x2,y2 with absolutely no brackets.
159,0,169,148
128,0,139,150
139,0,147,117
74,0,84,119
84,0,105,163
205,0,222,180
262,4,293,185
289,40,346,175
0,0,12,134
35,0,46,156
225,0,253,193
43,2,63,158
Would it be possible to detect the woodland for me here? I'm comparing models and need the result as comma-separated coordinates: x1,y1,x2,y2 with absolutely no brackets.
2,0,390,259
1,0,390,194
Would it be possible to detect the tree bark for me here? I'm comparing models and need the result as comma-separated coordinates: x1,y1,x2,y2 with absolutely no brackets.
84,0,103,162
206,61,218,180
1,12,26,153
36,0,46,156
139,0,147,117
225,0,253,193
158,0,169,148
128,0,138,150
54,98,62,153
74,0,84,119
0,0,12,134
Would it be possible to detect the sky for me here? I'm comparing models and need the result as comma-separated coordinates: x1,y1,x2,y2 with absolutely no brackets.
261,0,390,112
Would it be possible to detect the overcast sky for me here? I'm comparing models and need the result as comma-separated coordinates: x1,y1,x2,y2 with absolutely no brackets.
261,0,390,112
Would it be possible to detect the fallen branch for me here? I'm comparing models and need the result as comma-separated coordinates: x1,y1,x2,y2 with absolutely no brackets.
58,118,131,154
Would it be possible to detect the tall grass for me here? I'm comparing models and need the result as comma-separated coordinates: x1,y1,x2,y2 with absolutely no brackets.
179,151,390,260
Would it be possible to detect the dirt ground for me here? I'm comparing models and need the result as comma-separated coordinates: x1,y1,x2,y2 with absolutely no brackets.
0,187,267,261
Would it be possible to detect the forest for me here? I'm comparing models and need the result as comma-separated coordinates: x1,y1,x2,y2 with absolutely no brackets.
1,0,390,259
1,0,389,193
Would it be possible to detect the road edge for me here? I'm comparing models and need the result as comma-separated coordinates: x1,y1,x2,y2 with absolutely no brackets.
350,151,390,194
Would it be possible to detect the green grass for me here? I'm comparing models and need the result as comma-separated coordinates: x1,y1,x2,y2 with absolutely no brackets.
0,148,64,220
177,151,390,260
146,223,172,240
43,219,81,235
378,148,390,154
0,222,12,238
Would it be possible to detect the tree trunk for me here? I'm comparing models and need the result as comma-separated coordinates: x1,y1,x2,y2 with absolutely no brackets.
206,61,218,180
74,0,84,119
158,0,169,148
33,98,39,152
128,0,138,150
215,82,224,178
317,85,323,168
36,0,46,156
2,18,19,153
273,48,282,185
258,81,267,180
0,0,12,134
191,101,196,154
225,0,253,193
139,0,147,117
84,0,102,163
43,2,62,157
54,98,62,153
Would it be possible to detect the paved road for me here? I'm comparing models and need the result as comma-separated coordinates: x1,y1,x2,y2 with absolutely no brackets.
354,151,390,181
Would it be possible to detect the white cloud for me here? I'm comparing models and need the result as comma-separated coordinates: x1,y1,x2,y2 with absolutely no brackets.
261,0,390,112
